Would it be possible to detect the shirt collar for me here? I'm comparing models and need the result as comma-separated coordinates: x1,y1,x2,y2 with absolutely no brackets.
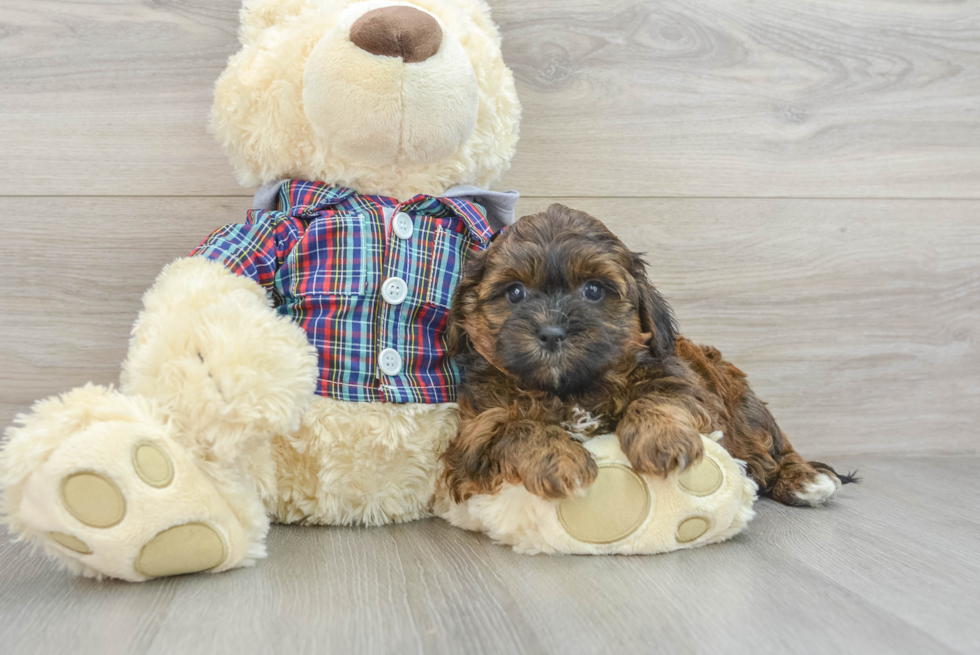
257,180,502,244
277,180,356,213
401,194,493,243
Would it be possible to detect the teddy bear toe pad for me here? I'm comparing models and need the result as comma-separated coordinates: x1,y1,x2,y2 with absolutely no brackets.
676,516,710,543
48,531,92,554
60,472,127,528
134,523,227,578
557,464,651,544
132,442,174,488
677,457,724,497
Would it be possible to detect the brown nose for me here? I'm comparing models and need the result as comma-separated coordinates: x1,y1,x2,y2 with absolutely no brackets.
349,6,442,63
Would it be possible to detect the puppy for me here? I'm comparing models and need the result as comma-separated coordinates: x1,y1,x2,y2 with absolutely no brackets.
443,204,855,507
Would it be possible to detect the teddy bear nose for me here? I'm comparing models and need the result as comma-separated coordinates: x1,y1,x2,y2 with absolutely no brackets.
349,6,443,63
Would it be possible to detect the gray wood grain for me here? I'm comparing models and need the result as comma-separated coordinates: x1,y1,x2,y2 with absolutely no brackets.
1,1,978,653
2,0,979,197
3,197,977,456
0,0,242,197
1,455,978,654
496,0,980,198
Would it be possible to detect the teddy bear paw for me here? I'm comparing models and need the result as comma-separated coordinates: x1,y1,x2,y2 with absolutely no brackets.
555,454,725,546
3,388,267,581
552,433,756,552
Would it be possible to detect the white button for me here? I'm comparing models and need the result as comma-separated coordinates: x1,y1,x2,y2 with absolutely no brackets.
381,277,408,305
379,348,402,376
393,212,414,240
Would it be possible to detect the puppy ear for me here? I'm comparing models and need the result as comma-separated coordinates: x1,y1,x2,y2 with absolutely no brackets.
448,246,490,356
630,253,678,358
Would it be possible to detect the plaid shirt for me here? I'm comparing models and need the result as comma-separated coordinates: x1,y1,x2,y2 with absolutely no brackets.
191,180,494,403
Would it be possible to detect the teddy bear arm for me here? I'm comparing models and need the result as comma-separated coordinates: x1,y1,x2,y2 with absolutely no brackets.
121,255,318,465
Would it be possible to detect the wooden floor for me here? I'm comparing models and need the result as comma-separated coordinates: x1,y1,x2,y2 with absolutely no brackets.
2,0,979,653
2,454,978,655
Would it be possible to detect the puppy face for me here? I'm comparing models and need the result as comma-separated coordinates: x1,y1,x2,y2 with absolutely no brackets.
450,204,677,396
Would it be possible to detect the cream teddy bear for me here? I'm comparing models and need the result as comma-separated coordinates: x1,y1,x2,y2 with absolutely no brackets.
1,0,757,580
0,0,521,581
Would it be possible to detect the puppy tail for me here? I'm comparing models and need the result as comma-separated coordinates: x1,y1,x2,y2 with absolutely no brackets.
810,461,860,485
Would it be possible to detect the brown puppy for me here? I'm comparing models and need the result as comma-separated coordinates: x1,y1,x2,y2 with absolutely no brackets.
443,204,855,506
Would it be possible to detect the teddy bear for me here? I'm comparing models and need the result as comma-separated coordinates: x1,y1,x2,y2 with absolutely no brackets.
0,0,757,580
0,0,521,582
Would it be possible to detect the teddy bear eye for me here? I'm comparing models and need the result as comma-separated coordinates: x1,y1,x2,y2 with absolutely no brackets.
506,283,527,304
582,281,604,301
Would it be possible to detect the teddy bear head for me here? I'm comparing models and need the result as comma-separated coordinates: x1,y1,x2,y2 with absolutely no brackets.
212,0,521,198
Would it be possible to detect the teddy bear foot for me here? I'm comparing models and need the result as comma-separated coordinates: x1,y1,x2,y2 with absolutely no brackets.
435,432,759,555
555,439,731,545
1,385,269,581
51,448,232,579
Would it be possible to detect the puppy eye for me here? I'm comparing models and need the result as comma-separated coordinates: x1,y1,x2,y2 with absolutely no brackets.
582,281,604,301
505,283,527,304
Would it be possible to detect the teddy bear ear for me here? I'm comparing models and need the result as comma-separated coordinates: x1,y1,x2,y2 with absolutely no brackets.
239,0,309,44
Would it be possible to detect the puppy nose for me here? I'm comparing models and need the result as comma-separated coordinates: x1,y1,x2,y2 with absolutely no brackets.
537,325,567,352
349,6,442,63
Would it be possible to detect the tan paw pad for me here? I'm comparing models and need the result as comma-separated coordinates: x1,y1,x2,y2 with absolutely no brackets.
134,523,227,578
48,532,92,554
61,472,126,528
676,516,710,543
677,457,723,497
132,442,174,488
558,464,651,544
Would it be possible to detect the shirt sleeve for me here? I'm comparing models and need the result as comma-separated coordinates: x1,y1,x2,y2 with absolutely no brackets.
190,210,301,290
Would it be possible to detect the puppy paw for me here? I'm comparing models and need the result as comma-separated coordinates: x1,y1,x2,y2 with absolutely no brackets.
520,437,598,500
617,401,705,477
790,473,840,506
770,459,844,507
627,429,704,477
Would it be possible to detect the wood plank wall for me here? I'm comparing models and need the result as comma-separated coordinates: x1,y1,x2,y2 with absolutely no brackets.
1,0,978,457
